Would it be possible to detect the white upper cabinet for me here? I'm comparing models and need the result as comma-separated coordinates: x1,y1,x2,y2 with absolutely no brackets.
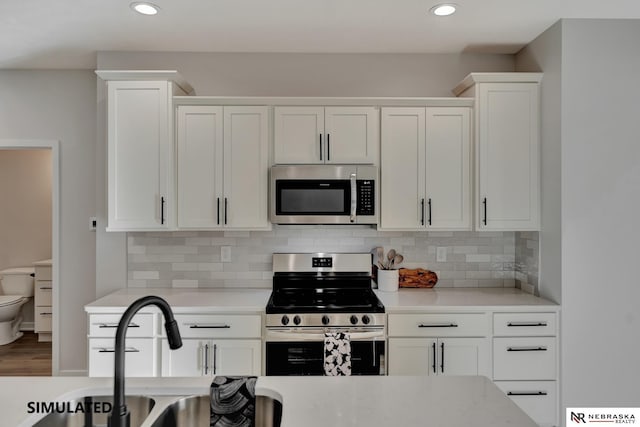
455,73,542,231
99,71,191,231
380,106,471,230
274,106,377,164
177,105,270,230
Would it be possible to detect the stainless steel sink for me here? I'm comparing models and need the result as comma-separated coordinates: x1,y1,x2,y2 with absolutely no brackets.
32,395,155,427
150,395,282,427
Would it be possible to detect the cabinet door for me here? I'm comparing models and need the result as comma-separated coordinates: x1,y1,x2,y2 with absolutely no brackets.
223,107,270,229
388,338,436,376
477,83,540,230
161,338,208,377
213,339,262,376
274,107,324,164
107,81,172,230
380,108,426,229
89,338,156,377
177,106,224,228
425,107,471,230
324,107,377,164
438,338,489,377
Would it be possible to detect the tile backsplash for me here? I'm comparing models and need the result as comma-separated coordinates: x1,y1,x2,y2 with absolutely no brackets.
515,231,540,294
128,226,522,290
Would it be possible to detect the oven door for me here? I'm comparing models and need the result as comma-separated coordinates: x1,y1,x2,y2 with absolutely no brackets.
265,328,386,376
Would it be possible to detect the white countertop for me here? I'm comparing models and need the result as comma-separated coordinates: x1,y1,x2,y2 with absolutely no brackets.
85,288,272,314
85,287,557,314
1,375,537,427
33,259,52,266
377,287,558,312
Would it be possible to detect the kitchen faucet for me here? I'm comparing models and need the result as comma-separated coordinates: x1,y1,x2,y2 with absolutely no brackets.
108,296,182,427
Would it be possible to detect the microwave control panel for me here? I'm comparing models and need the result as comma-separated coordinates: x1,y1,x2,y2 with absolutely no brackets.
356,180,375,215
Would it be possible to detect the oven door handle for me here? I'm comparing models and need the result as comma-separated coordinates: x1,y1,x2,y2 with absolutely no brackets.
267,329,385,341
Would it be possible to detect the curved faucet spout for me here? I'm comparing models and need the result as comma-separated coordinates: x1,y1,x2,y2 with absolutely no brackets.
108,296,182,427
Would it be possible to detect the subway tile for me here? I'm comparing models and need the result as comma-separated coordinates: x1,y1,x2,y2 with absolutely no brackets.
453,246,478,254
172,279,198,288
466,254,491,263
132,271,159,280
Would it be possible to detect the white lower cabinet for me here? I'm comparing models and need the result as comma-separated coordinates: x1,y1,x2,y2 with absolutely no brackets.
494,381,557,427
388,337,489,376
88,337,156,377
387,312,490,377
161,338,261,376
87,312,262,377
492,312,559,426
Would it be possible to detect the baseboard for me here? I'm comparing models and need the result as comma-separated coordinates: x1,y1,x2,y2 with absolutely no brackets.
56,369,88,377
20,322,35,331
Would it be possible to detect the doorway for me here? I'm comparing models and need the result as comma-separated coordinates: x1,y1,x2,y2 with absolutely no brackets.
0,140,59,376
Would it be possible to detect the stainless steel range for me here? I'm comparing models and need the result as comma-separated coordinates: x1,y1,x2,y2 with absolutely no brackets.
265,253,386,376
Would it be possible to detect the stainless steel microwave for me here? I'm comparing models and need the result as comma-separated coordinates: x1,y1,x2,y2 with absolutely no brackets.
270,165,377,224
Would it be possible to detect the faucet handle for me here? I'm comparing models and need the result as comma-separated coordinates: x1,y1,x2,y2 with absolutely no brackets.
165,319,182,349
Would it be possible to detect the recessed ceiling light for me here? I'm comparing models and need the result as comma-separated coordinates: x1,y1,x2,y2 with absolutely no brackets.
130,2,160,15
430,3,457,16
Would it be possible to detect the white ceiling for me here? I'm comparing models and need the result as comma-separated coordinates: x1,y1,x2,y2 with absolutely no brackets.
2,0,640,69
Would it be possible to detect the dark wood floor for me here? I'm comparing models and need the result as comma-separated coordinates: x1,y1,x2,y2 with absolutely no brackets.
0,332,52,376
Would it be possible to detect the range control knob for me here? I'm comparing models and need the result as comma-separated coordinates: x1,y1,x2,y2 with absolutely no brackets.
321,315,330,325
281,315,290,326
361,315,371,325
293,315,302,325
350,315,359,325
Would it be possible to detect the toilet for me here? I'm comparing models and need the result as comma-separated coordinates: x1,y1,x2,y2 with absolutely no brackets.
0,267,35,345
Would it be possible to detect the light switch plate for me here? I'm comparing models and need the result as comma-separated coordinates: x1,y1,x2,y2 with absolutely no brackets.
221,246,232,263
436,247,447,262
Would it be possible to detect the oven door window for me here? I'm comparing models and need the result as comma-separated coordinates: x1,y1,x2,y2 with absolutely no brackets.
266,341,385,376
276,180,350,215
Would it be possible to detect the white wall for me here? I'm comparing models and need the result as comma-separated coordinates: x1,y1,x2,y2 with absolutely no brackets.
0,149,52,270
97,51,514,96
0,70,96,375
515,22,562,304
560,19,640,408
518,19,640,418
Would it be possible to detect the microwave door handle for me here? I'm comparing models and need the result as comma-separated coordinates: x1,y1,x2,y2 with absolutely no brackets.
350,173,357,223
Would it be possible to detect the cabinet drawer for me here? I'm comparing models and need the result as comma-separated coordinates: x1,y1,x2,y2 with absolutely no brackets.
88,338,155,377
493,337,557,380
35,281,53,305
494,381,557,427
88,313,154,337
35,309,52,332
35,265,52,280
388,313,489,337
171,315,261,338
493,312,557,336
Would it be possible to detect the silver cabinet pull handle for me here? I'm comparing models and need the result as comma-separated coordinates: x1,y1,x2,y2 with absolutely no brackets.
507,391,548,396
98,347,139,353
507,322,548,327
189,324,231,329
204,344,209,375
213,344,218,374
98,323,139,328
507,346,547,352
418,323,458,328
350,173,357,223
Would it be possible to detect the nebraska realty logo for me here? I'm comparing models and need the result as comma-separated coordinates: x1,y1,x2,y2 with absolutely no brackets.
567,408,639,424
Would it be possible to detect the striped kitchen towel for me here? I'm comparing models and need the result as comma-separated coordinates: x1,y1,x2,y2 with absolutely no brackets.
324,331,352,376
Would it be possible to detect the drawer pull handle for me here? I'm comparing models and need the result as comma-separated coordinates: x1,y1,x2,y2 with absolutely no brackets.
431,342,436,373
507,322,548,327
418,323,458,328
39,312,53,316
98,347,139,353
204,344,209,375
98,323,140,328
507,346,547,352
189,324,231,329
507,391,548,396
39,287,53,290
